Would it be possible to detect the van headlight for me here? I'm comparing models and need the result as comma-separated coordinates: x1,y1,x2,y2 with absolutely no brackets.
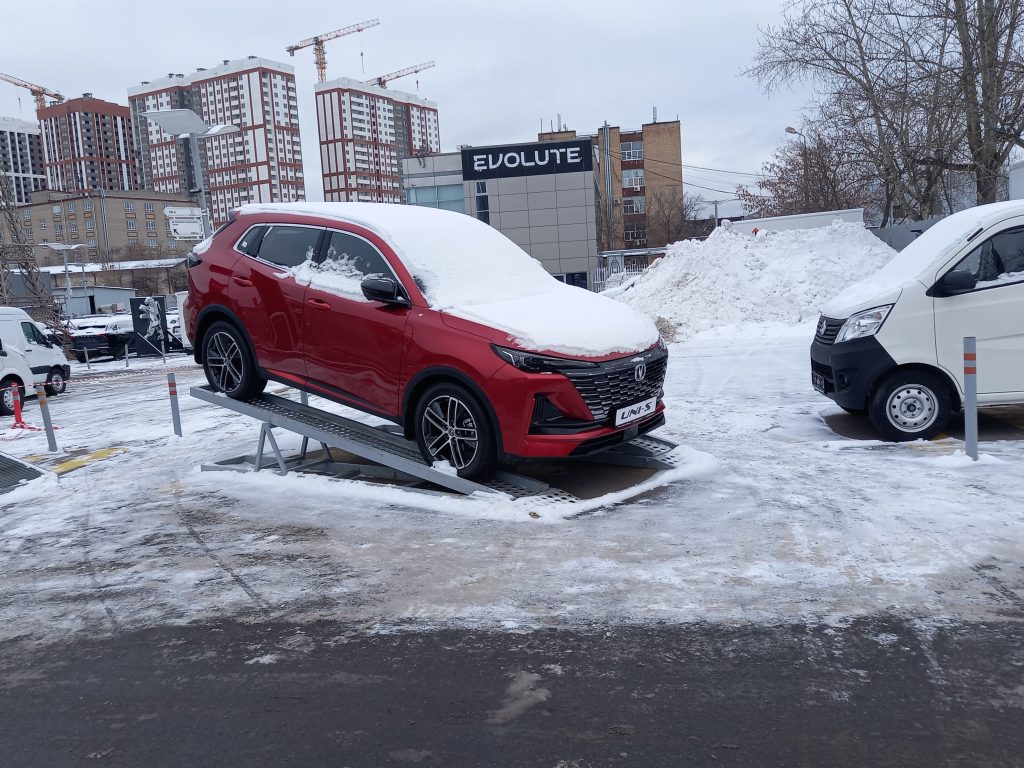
835,305,893,344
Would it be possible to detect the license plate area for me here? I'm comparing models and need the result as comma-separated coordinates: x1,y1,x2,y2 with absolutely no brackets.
811,371,826,393
614,397,657,426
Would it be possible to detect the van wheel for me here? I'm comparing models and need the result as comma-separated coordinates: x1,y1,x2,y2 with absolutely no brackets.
869,370,952,442
414,382,496,479
202,321,266,400
1,377,25,417
45,367,67,396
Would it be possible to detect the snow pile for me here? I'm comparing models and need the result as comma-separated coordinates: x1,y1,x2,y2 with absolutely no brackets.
238,203,658,356
607,221,898,338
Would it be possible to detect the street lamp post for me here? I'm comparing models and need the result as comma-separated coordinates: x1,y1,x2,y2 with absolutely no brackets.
139,110,240,238
41,242,86,316
785,126,809,213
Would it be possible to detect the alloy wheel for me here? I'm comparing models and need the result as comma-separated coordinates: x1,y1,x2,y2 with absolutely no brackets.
206,331,245,394
420,395,480,470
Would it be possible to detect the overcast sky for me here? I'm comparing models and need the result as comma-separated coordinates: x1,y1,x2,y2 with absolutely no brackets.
1,0,810,217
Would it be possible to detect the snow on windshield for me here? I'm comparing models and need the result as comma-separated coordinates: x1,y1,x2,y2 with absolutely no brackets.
825,201,1024,313
240,203,659,356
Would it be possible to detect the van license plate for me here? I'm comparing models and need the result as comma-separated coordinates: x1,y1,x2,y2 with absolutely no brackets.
614,397,657,426
811,372,826,393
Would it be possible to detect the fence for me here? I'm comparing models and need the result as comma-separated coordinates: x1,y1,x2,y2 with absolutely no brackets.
590,264,648,294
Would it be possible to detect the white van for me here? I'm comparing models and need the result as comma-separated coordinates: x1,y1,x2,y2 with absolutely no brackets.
811,201,1024,441
0,307,71,403
0,335,35,415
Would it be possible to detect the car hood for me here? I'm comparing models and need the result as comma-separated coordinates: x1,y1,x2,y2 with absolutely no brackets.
440,285,660,358
821,283,908,320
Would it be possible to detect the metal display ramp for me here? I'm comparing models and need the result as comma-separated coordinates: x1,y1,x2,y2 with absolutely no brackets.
191,385,682,500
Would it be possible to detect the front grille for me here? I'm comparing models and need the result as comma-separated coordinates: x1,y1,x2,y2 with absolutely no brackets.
814,316,844,345
564,348,668,422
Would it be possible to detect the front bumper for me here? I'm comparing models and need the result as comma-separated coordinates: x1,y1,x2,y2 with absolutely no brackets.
810,335,896,410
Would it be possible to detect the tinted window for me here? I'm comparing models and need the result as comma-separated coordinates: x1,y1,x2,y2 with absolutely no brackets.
22,322,46,345
237,225,265,256
323,231,393,279
255,226,322,268
954,226,1024,285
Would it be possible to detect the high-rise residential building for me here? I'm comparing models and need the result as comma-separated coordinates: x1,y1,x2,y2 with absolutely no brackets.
128,56,305,226
315,77,440,203
0,116,47,203
37,95,138,193
541,120,683,251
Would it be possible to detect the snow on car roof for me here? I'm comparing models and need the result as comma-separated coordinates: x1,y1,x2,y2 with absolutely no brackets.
237,202,658,356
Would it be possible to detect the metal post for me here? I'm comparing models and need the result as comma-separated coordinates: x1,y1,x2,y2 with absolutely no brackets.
964,336,978,460
84,346,91,370
188,133,212,238
33,385,59,452
167,373,182,437
602,121,613,251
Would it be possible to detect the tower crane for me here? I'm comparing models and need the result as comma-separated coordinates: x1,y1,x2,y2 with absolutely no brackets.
286,20,380,84
0,71,64,110
365,61,436,90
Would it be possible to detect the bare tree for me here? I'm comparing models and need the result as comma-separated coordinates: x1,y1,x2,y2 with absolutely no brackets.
747,0,1024,211
645,188,707,245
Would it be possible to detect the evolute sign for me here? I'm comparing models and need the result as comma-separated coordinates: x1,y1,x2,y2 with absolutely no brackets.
461,139,593,180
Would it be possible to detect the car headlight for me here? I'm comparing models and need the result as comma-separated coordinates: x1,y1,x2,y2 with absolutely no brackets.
835,305,893,344
492,344,598,372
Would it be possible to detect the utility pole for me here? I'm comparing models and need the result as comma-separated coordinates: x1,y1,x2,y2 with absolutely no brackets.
602,121,613,251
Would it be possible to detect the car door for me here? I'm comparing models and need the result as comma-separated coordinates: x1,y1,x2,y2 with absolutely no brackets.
933,222,1024,396
303,228,410,417
19,321,53,385
227,223,324,380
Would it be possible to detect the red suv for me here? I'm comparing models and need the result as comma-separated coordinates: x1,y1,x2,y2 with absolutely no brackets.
186,203,667,478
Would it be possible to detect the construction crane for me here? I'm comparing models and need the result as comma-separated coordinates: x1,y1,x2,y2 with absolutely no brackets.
286,20,380,84
0,71,64,110
365,61,435,90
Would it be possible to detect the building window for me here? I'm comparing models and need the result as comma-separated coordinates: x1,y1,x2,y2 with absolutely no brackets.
88,238,97,247
146,221,156,232
51,204,61,214
476,210,490,225
621,141,644,161
624,223,647,243
128,237,139,246
124,201,135,212
126,220,137,231
84,198,93,211
475,181,487,195
147,239,158,248
55,223,63,235
622,195,646,215
144,202,154,213
23,209,31,220
69,222,78,234
167,239,177,250
66,202,76,213
39,220,47,230
622,169,645,189
86,219,94,231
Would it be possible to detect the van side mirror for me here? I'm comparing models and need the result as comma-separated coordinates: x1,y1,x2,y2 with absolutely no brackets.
934,270,977,296
361,276,409,307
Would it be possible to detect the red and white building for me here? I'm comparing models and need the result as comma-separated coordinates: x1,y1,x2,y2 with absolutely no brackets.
315,77,439,203
37,95,137,193
128,57,304,225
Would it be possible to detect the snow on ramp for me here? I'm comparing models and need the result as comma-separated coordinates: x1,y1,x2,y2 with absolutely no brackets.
607,221,897,339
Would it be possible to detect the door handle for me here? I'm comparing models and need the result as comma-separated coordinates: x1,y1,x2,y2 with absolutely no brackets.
232,276,253,287
306,298,331,310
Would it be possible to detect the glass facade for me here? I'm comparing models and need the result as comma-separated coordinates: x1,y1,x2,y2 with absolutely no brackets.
407,184,465,213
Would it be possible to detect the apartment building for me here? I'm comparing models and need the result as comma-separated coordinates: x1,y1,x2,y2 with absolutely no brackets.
128,57,305,225
0,116,47,204
316,77,440,203
36,95,137,193
541,120,683,251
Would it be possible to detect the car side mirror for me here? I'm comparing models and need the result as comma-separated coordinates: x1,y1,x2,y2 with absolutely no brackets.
936,270,977,296
361,277,409,307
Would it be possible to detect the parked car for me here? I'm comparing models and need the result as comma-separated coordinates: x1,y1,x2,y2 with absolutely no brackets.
69,313,135,362
0,306,70,400
811,200,1024,440
186,203,667,478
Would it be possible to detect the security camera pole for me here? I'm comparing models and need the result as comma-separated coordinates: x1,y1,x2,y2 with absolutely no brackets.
139,109,240,238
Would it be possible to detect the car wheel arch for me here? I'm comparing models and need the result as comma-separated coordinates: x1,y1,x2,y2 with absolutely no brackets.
870,363,962,413
401,367,504,456
193,305,259,368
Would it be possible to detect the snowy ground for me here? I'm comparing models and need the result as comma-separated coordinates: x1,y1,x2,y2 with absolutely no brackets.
2,330,1024,648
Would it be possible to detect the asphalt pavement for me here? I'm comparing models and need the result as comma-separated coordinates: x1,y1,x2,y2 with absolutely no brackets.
2,616,1022,767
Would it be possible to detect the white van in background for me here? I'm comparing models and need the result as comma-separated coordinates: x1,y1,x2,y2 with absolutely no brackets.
0,334,35,415
0,307,71,403
811,201,1024,441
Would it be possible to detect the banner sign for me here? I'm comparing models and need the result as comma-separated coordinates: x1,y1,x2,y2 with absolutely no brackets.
461,139,593,181
130,296,169,357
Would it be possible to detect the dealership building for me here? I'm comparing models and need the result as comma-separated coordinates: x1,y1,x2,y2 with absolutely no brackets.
401,138,597,287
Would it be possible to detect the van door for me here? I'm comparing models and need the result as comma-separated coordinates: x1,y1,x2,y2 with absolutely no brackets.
933,223,1024,396
19,321,55,384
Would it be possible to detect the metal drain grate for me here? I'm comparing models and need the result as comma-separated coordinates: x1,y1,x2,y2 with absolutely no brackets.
0,452,45,495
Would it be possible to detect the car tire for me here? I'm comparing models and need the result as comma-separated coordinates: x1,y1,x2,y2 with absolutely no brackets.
202,320,266,400
414,382,496,479
839,406,866,416
868,369,953,442
0,377,25,417
45,367,67,396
